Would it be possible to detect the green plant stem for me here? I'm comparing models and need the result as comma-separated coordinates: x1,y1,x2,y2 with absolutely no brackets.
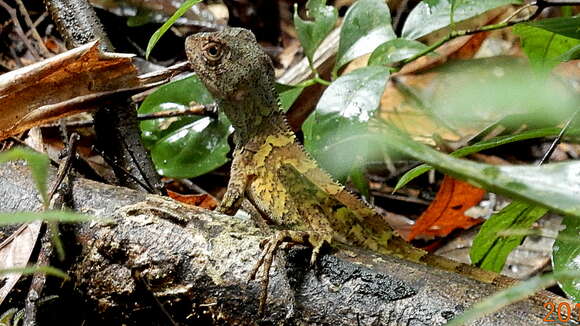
398,20,515,68
314,75,331,86
295,78,318,88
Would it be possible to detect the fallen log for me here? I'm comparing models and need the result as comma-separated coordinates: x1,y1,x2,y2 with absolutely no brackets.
0,162,571,325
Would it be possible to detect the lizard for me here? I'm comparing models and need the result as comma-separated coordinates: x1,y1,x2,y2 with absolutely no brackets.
184,27,514,314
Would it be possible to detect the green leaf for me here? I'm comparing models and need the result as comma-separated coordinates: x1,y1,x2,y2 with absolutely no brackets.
127,9,154,27
138,75,232,179
446,270,580,326
150,114,231,178
379,123,580,218
334,0,395,73
514,20,580,72
350,167,370,199
139,75,215,148
394,164,432,191
0,148,50,206
402,0,522,40
470,201,548,272
294,0,338,65
553,215,580,301
525,16,580,40
145,0,202,59
394,127,570,191
276,83,304,111
0,211,96,225
368,38,428,66
0,265,68,280
559,44,580,61
303,66,389,179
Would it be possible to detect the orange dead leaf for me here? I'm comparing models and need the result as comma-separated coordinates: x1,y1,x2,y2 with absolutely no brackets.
406,175,485,241
167,190,218,210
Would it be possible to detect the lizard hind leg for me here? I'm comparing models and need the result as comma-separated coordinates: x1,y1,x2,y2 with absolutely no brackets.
248,230,332,316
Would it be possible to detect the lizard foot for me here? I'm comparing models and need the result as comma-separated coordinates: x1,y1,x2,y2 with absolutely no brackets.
248,230,331,316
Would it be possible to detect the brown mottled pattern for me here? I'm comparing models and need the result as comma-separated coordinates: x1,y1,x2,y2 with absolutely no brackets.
185,28,505,286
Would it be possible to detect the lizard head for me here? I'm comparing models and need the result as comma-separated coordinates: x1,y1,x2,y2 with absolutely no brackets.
185,28,277,104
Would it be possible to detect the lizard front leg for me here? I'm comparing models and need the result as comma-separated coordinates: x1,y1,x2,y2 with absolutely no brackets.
217,147,253,215
248,230,332,316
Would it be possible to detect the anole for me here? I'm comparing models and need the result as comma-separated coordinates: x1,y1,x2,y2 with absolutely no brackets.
185,27,511,314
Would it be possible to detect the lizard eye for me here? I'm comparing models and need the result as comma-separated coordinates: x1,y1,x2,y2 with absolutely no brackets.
202,42,224,64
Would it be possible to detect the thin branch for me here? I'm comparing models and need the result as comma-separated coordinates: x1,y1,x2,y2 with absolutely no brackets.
0,0,40,60
14,0,51,58
24,12,48,39
537,111,578,165
91,146,156,194
47,133,80,203
136,104,218,120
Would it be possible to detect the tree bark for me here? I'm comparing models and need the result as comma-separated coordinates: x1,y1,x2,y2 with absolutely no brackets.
0,162,572,325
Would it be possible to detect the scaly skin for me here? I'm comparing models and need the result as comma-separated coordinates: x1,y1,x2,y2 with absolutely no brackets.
185,27,509,313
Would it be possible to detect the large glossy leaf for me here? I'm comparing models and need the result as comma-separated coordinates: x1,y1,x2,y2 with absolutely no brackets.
368,38,428,66
303,66,389,179
139,75,215,147
335,0,395,72
150,114,230,178
553,215,580,301
470,202,548,272
402,0,522,40
294,0,338,65
138,75,231,179
514,20,580,72
379,123,580,218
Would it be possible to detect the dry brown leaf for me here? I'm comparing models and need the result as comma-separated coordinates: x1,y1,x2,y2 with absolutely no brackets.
0,41,141,141
406,176,485,241
167,190,218,210
0,221,42,305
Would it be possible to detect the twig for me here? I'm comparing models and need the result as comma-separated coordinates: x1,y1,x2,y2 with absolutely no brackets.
0,0,40,60
23,131,77,325
47,133,80,203
537,111,579,165
140,278,179,326
22,223,52,326
137,103,218,120
119,135,159,194
14,0,51,58
24,12,48,38
92,146,156,193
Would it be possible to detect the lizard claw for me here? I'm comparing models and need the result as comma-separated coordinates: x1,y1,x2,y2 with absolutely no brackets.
248,230,332,316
